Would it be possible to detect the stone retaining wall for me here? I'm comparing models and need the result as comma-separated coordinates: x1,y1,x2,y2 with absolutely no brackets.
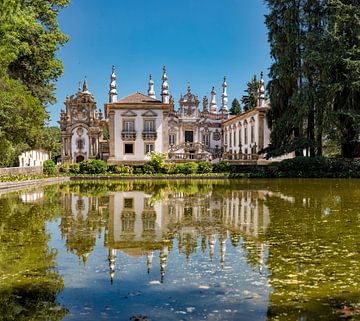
0,166,43,176
0,177,70,195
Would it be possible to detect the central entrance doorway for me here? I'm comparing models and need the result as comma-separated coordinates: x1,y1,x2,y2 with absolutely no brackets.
185,131,194,143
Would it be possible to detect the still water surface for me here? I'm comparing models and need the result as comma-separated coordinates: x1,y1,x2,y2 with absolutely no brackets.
1,179,360,321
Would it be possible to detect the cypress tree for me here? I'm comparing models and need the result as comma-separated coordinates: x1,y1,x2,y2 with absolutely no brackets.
230,98,241,115
265,0,305,157
324,0,360,158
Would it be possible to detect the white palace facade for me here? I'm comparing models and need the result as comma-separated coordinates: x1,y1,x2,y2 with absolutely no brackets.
60,66,273,164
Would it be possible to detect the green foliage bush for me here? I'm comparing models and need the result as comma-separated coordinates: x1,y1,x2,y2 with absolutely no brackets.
174,162,198,175
147,152,166,173
142,163,155,174
79,160,108,174
69,163,80,174
43,160,57,175
112,164,133,175
197,161,212,174
213,161,234,173
59,164,70,173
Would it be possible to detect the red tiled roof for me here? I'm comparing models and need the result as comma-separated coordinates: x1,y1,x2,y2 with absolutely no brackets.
117,92,162,104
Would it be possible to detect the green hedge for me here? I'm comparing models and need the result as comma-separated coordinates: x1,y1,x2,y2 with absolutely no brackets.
230,157,360,178
43,160,57,175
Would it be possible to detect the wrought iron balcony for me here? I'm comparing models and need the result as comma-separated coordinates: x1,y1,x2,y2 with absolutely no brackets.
142,131,157,141
121,131,137,141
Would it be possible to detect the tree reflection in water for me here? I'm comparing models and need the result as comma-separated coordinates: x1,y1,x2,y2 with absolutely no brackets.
0,186,67,320
2,180,360,320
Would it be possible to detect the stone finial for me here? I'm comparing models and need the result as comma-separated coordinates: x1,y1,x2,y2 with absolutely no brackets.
148,74,156,99
220,76,229,114
259,71,266,107
203,96,209,113
109,65,118,103
210,86,217,113
161,66,170,104
83,78,89,92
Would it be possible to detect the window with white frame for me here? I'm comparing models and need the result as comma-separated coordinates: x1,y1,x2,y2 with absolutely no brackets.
123,119,135,132
144,119,155,132
145,143,154,154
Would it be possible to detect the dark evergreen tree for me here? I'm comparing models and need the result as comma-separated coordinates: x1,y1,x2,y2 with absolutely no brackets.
265,0,305,157
324,0,360,158
242,75,261,112
230,98,241,115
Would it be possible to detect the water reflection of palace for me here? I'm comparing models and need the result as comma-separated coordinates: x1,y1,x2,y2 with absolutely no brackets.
58,186,290,283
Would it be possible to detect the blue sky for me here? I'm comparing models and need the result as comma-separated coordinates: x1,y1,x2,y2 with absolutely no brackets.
50,0,271,125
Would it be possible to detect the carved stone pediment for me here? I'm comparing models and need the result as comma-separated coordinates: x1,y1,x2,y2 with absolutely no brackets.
121,110,137,117
142,110,157,117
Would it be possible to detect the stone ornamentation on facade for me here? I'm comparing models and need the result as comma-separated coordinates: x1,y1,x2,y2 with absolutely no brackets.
60,68,272,164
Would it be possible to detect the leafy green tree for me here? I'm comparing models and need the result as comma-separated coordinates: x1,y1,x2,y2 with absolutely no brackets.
230,98,242,115
0,0,69,104
40,126,61,161
241,75,261,112
0,0,69,166
0,77,48,166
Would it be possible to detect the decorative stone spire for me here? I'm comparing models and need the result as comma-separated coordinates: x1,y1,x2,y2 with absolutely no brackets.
109,65,118,103
203,96,209,113
259,72,266,107
147,74,156,99
210,86,217,113
161,66,170,104
187,81,191,96
83,78,89,93
220,76,229,113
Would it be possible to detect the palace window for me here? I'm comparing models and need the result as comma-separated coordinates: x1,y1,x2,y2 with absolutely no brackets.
144,119,155,132
145,143,154,154
124,198,134,209
251,124,255,143
77,138,85,150
244,126,248,144
202,133,209,146
233,130,236,147
169,133,176,145
238,126,242,146
123,119,135,132
124,143,134,154
229,131,232,147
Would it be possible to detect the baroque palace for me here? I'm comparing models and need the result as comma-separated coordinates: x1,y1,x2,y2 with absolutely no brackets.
59,66,271,164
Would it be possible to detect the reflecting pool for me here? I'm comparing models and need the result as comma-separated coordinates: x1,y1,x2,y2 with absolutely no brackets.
1,179,360,320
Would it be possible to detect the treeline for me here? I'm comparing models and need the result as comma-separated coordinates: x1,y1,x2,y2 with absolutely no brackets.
0,0,68,166
265,0,360,158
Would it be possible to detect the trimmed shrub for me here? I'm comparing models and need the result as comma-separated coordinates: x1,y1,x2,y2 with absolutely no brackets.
69,163,80,174
134,167,143,174
213,161,234,173
59,163,70,173
174,162,198,175
112,164,133,174
142,163,155,174
148,152,167,173
197,161,212,174
43,160,57,175
79,159,108,174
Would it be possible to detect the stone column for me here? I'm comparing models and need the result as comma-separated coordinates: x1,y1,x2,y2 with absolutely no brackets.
108,110,115,159
258,113,265,151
